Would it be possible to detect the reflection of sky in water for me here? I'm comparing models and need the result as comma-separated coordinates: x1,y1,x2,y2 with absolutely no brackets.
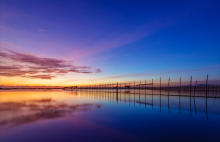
0,90,220,142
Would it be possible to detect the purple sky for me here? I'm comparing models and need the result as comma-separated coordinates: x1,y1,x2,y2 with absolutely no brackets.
0,0,219,86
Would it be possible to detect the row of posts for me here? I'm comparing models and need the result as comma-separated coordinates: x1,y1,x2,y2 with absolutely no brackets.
64,75,219,98
74,75,211,92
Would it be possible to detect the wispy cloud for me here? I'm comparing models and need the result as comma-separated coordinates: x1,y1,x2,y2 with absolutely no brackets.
0,25,26,34
0,41,24,50
0,48,102,79
70,23,162,59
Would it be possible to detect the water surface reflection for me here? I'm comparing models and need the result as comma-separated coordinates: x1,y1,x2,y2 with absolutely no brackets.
0,90,219,142
0,99,100,129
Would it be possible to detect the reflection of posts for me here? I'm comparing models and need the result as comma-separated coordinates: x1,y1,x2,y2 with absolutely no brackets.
194,96,197,115
206,96,208,120
129,81,130,105
110,83,111,102
179,88,181,114
160,78,161,112
206,74,208,119
134,81,135,106
105,84,106,101
152,79,153,110
120,83,121,103
194,81,197,115
160,86,161,113
125,83,126,104
152,91,153,110
136,101,153,106
145,80,147,109
190,95,192,116
139,81,141,104
168,78,170,113
190,76,192,116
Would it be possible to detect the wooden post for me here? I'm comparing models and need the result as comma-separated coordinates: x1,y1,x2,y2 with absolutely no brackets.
134,81,135,91
160,77,161,92
116,82,118,103
160,78,161,112
152,79,153,91
152,79,154,95
167,78,169,90
125,82,126,104
190,76,192,94
169,77,170,89
168,78,170,91
206,74,208,97
139,81,141,92
139,81,141,102
129,81,130,90
125,82,126,94
145,80,146,91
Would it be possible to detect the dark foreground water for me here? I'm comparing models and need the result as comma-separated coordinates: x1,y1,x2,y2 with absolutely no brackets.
0,89,219,142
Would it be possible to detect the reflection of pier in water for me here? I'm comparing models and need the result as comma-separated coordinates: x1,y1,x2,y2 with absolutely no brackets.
69,88,220,120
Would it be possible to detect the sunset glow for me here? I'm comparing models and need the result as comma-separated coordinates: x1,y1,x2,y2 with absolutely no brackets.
1,0,219,86
0,1,220,141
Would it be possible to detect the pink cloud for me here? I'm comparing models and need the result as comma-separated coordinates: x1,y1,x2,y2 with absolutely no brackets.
0,48,102,79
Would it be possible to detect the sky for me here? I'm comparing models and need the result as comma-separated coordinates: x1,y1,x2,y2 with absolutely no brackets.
0,0,219,86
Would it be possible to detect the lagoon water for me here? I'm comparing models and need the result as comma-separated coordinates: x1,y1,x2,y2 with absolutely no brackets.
0,89,220,142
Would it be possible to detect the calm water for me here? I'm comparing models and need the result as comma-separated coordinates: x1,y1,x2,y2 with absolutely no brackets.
0,89,220,142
